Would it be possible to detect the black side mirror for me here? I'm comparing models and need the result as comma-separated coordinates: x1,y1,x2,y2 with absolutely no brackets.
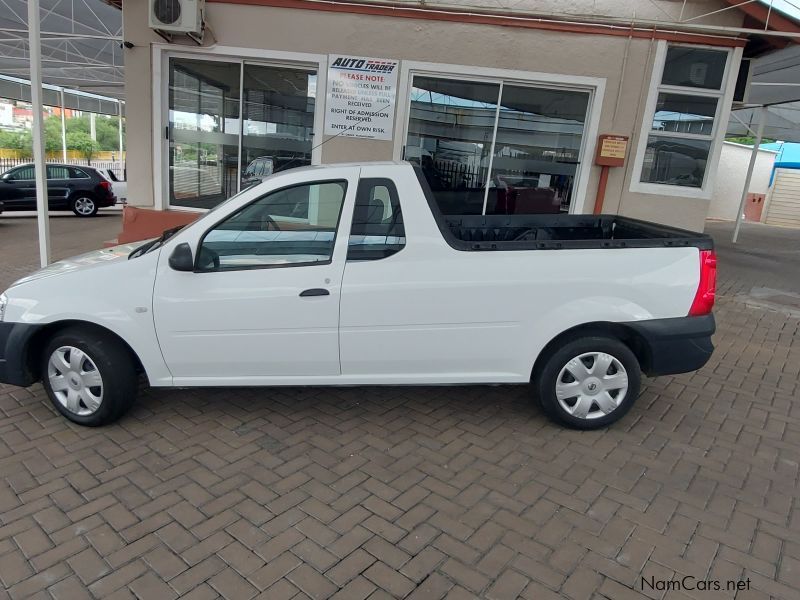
168,242,194,272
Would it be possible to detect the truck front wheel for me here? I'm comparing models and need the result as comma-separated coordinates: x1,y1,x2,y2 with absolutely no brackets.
535,336,641,429
41,327,138,426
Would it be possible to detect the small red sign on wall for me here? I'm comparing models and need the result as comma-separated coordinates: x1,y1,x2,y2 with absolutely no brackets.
595,134,629,167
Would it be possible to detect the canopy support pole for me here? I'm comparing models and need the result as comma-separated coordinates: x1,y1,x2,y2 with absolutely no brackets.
732,106,767,244
60,88,67,162
117,101,124,179
28,0,50,267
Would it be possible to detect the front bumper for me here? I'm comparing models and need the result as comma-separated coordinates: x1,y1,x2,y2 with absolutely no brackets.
0,322,43,387
626,314,716,376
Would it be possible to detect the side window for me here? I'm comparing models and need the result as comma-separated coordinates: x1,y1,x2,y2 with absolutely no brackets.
347,178,406,261
8,167,34,181
198,180,347,271
69,168,90,179
46,166,70,180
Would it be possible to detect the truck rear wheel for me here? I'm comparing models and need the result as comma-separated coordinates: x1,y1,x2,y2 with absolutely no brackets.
41,327,138,426
535,336,640,429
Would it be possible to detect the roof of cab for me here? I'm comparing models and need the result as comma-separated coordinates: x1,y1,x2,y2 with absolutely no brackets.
280,160,411,174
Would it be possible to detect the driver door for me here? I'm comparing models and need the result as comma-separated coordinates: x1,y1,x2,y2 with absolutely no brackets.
0,166,35,208
152,170,357,382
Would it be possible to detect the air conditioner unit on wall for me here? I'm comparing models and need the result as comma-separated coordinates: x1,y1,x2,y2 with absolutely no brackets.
149,0,205,35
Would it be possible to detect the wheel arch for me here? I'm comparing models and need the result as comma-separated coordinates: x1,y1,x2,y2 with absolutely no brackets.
531,321,652,381
25,320,146,383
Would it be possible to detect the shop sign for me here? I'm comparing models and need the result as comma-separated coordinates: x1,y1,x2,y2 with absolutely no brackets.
595,134,629,167
324,55,399,141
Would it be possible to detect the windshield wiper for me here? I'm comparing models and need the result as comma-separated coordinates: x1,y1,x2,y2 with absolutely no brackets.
128,225,185,259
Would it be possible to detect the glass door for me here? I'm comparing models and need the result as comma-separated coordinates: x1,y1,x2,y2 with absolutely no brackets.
404,74,591,215
168,56,318,210
169,57,241,209
240,64,316,190
405,76,500,215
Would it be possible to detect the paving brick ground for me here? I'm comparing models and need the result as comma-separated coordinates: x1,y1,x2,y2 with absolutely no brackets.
0,215,798,599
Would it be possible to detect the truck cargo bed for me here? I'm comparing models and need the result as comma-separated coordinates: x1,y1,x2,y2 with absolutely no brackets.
413,166,713,251
442,214,714,250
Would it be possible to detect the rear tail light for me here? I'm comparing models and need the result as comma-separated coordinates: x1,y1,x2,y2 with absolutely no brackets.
689,249,717,316
99,180,112,194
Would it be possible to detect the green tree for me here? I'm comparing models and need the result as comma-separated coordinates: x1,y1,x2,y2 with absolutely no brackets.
726,136,777,146
43,116,65,153
0,129,32,158
66,131,98,164
0,112,125,156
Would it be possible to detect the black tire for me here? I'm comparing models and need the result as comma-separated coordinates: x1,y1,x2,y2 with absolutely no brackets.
40,327,138,426
70,195,98,217
534,335,641,430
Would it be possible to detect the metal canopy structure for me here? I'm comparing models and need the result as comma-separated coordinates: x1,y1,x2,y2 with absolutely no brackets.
0,0,122,99
724,40,800,241
729,44,800,143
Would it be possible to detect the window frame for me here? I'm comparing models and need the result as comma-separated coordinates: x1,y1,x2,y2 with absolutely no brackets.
194,178,348,273
347,177,406,262
629,41,741,200
393,60,605,215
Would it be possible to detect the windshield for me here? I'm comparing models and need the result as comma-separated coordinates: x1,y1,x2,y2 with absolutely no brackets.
127,185,266,259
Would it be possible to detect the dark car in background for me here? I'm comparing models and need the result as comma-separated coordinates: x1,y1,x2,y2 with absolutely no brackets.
240,155,311,189
0,163,117,217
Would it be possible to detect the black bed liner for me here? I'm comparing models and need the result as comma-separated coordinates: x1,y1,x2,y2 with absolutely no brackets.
413,166,714,252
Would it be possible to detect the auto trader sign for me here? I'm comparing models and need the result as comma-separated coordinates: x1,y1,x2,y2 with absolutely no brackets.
324,55,399,141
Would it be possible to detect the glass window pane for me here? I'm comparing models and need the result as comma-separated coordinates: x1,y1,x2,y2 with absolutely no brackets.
405,76,500,215
661,47,727,90
652,93,716,135
47,166,69,179
240,64,316,190
169,57,241,209
11,167,34,180
640,136,711,188
200,181,346,270
486,85,589,214
348,178,405,260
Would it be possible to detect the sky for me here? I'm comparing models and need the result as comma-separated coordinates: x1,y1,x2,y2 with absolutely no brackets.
762,0,800,21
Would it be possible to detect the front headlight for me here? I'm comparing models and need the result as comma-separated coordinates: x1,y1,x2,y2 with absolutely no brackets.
0,292,7,322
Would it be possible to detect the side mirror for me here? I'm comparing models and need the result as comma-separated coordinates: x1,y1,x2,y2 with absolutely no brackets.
168,242,194,272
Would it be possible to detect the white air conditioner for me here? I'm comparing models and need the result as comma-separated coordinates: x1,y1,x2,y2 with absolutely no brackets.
149,0,204,35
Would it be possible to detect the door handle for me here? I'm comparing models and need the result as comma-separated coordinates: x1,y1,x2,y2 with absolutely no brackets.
299,288,330,297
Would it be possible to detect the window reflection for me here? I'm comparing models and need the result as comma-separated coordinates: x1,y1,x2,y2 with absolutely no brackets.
240,65,316,190
405,77,500,215
487,85,589,215
641,136,711,188
168,58,317,210
652,93,717,135
404,76,590,215
169,59,240,209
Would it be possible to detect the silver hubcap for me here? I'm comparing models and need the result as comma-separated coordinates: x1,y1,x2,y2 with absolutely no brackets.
74,197,95,214
555,351,628,420
47,346,103,416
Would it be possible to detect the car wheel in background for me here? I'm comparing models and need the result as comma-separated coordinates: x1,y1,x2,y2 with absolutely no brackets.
41,327,138,426
70,195,98,217
534,335,641,429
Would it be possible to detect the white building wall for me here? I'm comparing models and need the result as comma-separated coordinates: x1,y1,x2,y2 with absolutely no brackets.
707,142,777,221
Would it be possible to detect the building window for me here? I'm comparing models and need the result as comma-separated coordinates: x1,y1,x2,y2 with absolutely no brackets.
168,57,316,210
403,75,590,215
636,45,731,192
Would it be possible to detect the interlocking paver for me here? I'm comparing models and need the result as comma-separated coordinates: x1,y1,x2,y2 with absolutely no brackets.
1,217,799,598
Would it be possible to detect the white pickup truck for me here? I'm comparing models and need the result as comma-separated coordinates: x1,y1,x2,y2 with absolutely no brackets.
0,162,717,429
